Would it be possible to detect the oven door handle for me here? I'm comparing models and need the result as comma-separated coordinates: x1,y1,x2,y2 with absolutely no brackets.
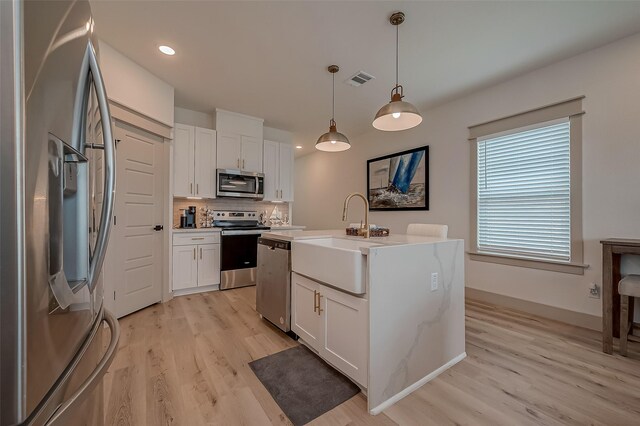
222,229,266,236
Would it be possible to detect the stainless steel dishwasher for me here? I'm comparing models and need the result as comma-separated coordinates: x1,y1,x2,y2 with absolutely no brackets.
257,237,293,333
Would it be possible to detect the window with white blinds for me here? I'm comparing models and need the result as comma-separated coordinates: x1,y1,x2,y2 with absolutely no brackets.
477,120,571,262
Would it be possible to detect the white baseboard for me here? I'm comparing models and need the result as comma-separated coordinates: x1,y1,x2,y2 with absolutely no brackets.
466,287,601,331
173,284,220,297
369,352,467,415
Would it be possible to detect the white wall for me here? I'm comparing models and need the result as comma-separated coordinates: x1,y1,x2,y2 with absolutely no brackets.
98,41,174,126
294,32,640,319
264,126,293,145
174,106,214,128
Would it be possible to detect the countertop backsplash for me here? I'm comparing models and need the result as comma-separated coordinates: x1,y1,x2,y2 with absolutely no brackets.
173,198,290,229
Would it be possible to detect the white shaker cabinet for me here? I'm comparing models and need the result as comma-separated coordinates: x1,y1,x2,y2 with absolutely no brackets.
194,127,217,198
319,284,368,387
216,132,241,169
217,132,263,173
292,273,322,350
172,244,198,290
263,140,294,202
197,243,221,287
173,123,216,198
173,124,195,197
172,232,221,293
241,135,263,172
291,273,368,387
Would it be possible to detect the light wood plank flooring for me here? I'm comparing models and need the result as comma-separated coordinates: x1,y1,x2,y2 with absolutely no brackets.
104,287,640,425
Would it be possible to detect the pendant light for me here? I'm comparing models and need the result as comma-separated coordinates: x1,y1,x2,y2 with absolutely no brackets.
316,65,351,152
373,11,422,132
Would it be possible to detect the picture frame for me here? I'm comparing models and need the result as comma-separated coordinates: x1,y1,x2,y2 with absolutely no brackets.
367,145,429,211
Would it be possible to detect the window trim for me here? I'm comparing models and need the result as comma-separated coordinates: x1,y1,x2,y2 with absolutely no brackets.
468,97,588,275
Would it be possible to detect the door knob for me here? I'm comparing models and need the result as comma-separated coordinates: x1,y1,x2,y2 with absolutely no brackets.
153,225,164,231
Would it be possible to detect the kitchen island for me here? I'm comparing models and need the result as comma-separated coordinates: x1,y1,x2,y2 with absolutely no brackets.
261,229,466,415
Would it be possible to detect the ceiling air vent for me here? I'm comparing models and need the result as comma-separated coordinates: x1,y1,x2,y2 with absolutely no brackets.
345,71,375,87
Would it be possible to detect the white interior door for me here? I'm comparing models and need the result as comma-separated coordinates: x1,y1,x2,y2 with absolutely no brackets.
111,124,164,318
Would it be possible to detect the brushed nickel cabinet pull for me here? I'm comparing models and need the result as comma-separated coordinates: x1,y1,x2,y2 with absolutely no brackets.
193,247,196,260
191,237,205,240
313,290,318,313
200,247,202,259
242,159,245,169
196,183,199,194
317,293,323,315
190,182,193,194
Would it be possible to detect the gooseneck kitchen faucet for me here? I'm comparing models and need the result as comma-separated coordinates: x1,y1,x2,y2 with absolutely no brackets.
342,192,370,238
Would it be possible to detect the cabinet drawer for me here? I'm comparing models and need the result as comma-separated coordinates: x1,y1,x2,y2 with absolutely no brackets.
173,232,220,246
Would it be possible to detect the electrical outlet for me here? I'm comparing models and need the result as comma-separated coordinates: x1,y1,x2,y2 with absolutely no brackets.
588,283,601,299
431,273,438,291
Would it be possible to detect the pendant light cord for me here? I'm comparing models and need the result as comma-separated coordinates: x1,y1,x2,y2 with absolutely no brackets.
332,71,335,121
396,22,399,87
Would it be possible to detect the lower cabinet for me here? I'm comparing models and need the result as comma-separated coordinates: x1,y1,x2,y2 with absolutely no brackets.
291,273,368,387
292,274,322,347
173,232,221,292
197,244,221,286
172,245,199,290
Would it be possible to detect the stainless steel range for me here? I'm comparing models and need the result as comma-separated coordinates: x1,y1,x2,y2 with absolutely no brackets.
215,210,270,290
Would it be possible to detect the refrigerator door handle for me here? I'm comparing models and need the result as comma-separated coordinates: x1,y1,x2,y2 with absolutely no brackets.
45,308,120,425
85,41,116,294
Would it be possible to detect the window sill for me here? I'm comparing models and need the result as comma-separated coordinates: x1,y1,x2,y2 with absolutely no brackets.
467,251,589,275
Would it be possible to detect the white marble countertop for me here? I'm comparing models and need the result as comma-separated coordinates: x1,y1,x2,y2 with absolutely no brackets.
172,227,221,233
261,229,459,247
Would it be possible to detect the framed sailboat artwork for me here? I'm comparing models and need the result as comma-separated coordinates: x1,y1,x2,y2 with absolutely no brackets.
367,145,429,211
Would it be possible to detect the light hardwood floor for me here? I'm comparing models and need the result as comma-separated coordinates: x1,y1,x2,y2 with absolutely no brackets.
104,287,640,425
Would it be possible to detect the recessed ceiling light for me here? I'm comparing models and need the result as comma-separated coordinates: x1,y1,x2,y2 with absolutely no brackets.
158,45,175,56
295,145,303,149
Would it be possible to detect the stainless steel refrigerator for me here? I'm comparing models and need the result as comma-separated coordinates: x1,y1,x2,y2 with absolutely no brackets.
1,0,119,424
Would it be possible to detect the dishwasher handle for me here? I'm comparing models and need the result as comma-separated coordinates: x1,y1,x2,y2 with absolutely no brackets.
258,238,291,251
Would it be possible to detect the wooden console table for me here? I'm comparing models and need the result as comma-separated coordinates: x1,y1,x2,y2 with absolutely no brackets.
601,238,640,354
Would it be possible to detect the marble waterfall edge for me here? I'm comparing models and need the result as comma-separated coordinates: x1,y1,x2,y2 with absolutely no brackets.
367,239,466,414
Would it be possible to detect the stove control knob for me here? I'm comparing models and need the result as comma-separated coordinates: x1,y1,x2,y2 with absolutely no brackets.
222,213,225,216
216,213,220,216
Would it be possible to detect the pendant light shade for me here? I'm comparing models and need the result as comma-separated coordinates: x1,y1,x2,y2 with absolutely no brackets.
373,12,422,132
316,119,351,152
373,86,423,131
316,65,350,152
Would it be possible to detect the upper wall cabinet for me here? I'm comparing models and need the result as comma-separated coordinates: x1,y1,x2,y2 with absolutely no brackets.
263,140,294,202
173,123,216,198
215,109,264,173
217,133,263,172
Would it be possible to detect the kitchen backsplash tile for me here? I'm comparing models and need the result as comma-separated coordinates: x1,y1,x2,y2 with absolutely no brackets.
173,198,289,229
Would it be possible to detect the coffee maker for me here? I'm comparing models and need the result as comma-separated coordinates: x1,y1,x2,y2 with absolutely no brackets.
180,206,197,228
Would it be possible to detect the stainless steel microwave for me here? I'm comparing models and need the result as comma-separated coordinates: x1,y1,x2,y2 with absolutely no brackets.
216,169,265,200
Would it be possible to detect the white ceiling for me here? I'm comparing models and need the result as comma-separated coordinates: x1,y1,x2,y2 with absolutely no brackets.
91,1,640,156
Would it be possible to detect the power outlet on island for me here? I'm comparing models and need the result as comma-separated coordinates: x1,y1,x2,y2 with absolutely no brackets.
431,272,438,291
588,282,601,299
